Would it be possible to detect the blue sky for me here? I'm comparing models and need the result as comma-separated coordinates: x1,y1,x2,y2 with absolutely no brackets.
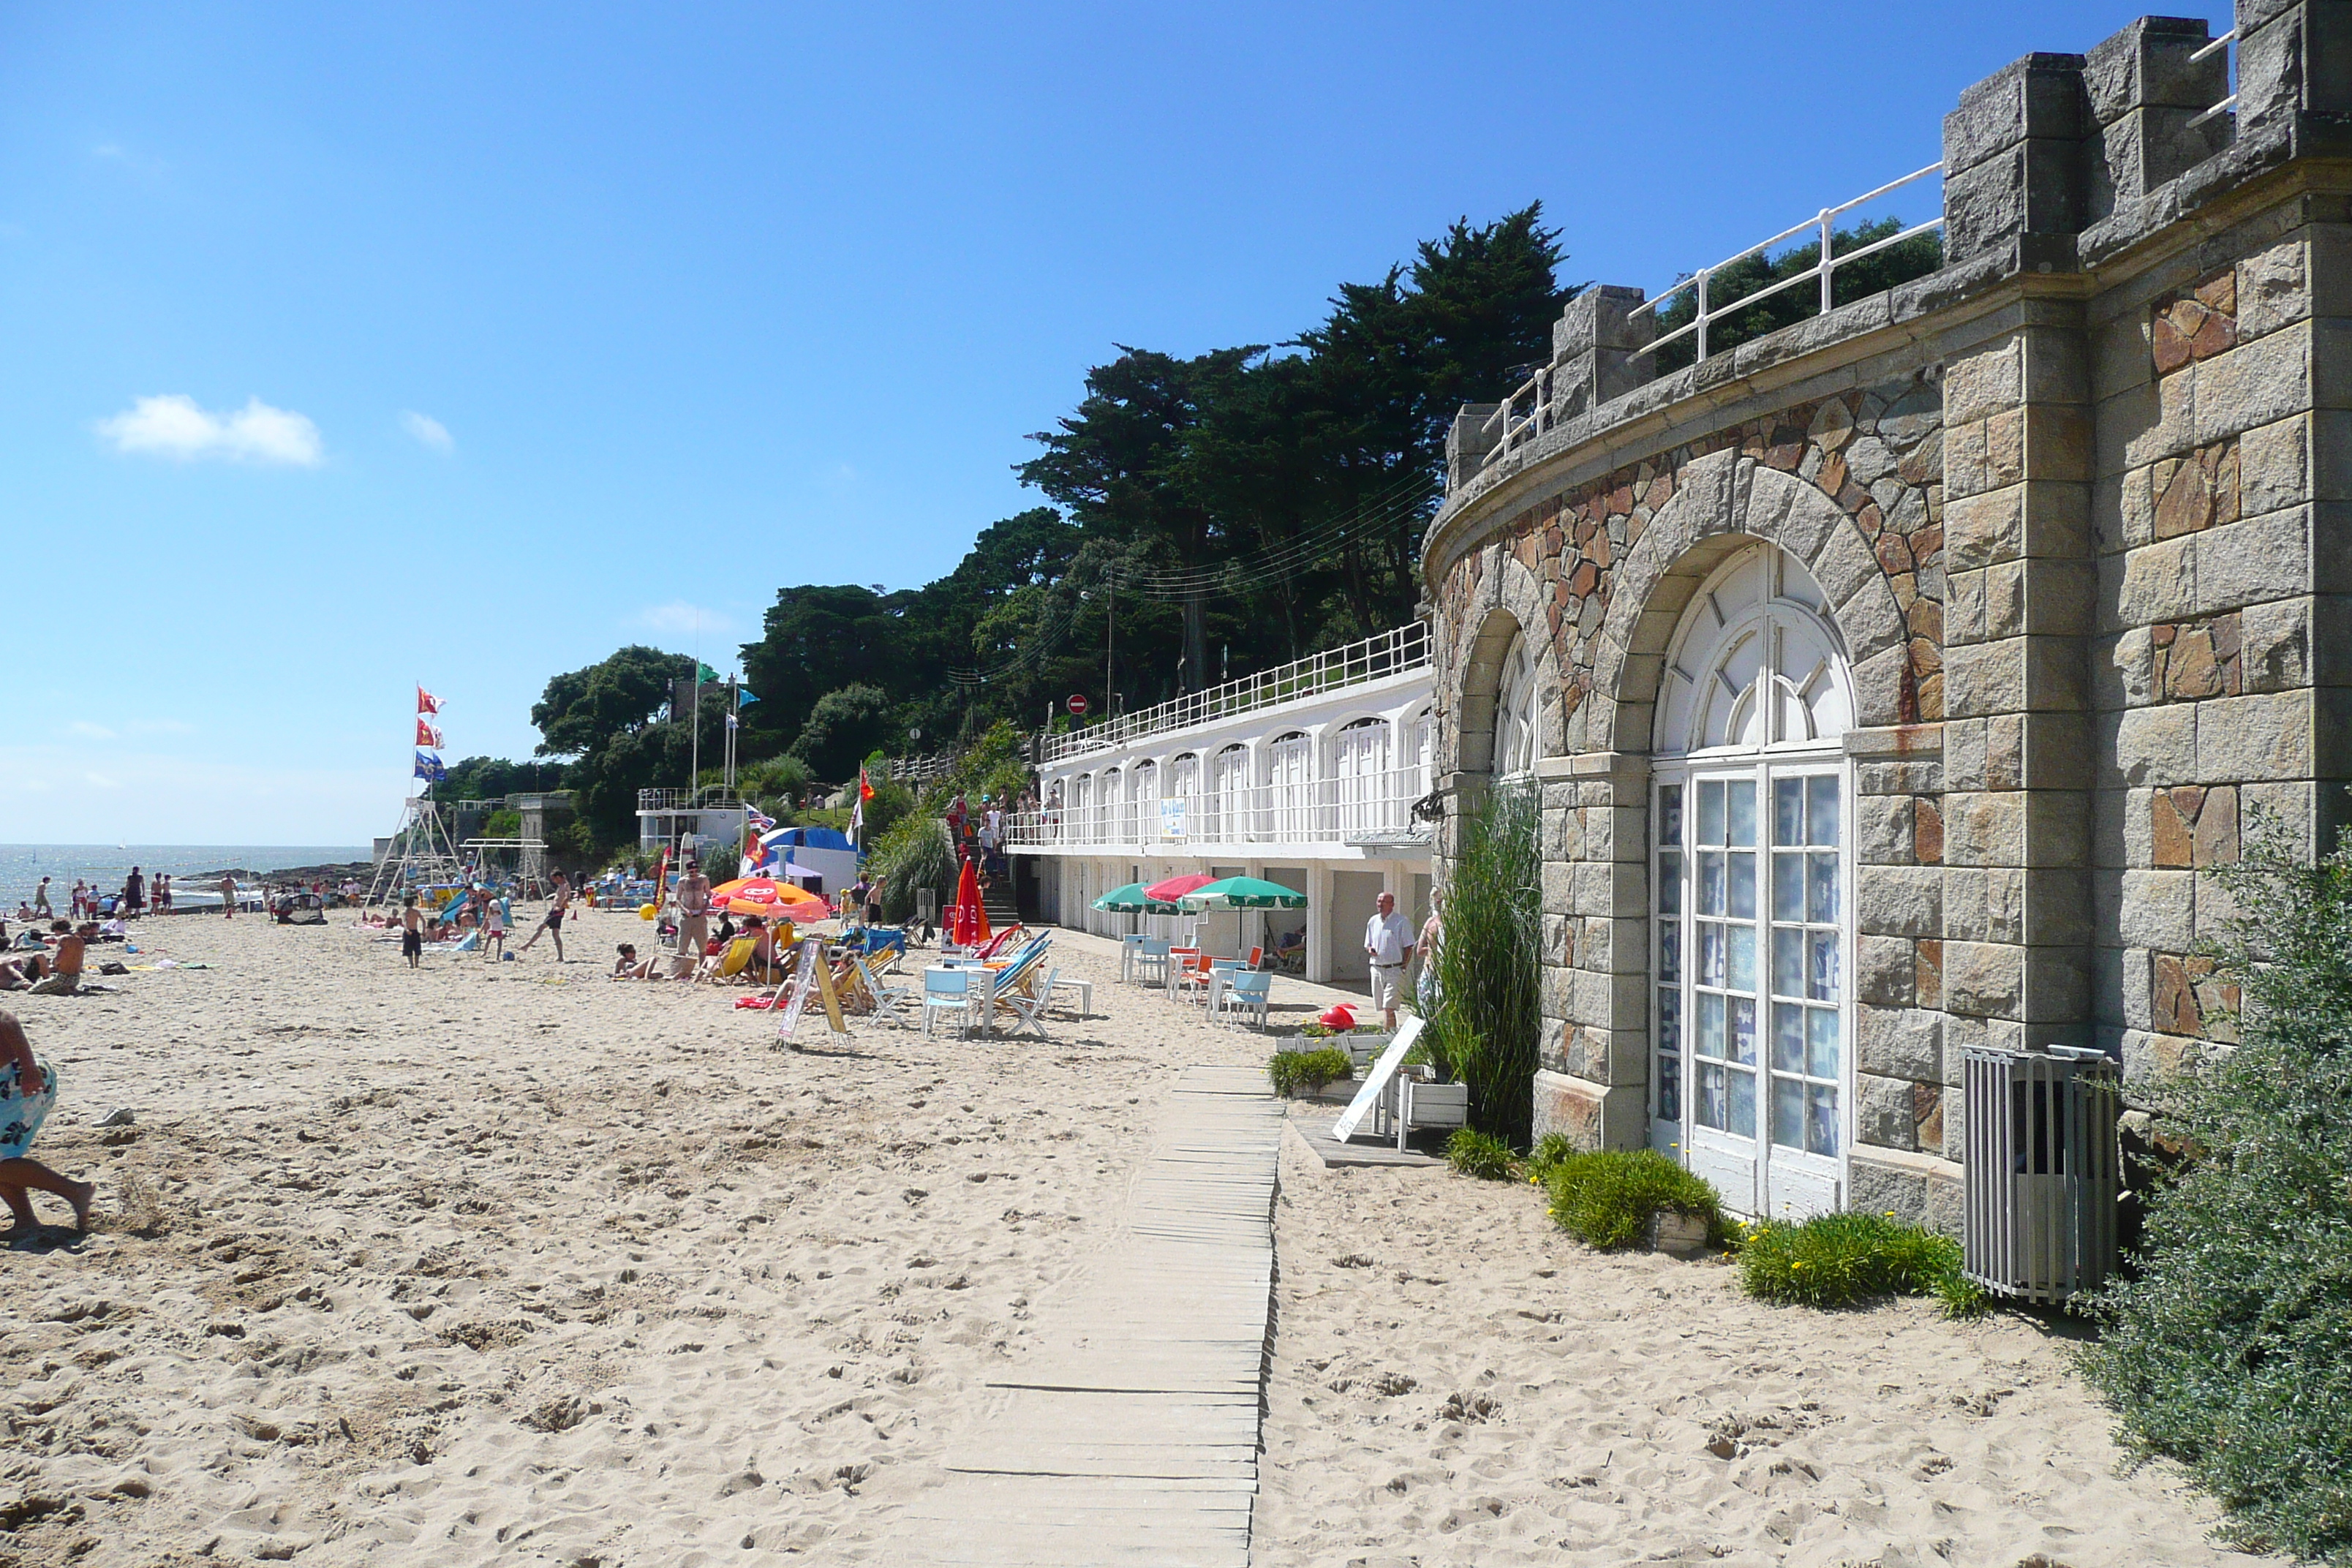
1,1,2226,844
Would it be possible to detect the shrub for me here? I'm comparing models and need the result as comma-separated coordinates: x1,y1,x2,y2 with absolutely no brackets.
1445,1128,1516,1180
1737,1212,1966,1309
1430,781,1539,1145
2073,813,2352,1561
1544,1148,1722,1251
871,815,957,924
1525,1133,1575,1178
1267,1047,1352,1098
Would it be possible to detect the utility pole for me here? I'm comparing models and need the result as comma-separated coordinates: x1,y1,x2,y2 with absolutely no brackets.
1104,573,1116,718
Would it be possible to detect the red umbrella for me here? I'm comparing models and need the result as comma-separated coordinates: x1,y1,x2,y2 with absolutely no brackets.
1142,872,1217,903
950,859,991,947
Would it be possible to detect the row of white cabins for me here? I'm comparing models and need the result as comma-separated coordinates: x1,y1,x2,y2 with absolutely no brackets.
1006,621,1512,987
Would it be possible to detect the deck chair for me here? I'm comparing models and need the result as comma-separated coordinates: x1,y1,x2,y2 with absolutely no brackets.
1135,938,1170,987
853,955,918,1025
995,965,1055,1038
921,966,981,1036
1217,969,1273,1030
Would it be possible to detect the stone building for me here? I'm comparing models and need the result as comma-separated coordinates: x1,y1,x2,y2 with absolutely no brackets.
1425,4,2350,1228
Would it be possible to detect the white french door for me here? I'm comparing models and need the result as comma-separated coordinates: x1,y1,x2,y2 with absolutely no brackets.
1653,760,1849,1219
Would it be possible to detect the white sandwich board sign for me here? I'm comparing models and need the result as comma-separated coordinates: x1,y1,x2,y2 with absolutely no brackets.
1330,1016,1425,1143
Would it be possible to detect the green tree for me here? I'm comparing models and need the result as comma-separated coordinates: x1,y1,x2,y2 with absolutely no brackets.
791,684,898,783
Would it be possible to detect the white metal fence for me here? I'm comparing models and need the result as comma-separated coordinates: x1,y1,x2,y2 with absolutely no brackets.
1041,622,1430,765
1006,774,1434,853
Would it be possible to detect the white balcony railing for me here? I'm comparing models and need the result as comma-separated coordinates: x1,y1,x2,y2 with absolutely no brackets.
1041,622,1430,765
1007,774,1435,855
1480,162,1948,472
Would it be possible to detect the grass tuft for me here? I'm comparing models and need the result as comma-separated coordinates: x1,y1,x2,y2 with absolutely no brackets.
1543,1148,1722,1251
1267,1047,1352,1098
1444,1128,1517,1180
1735,1211,1970,1312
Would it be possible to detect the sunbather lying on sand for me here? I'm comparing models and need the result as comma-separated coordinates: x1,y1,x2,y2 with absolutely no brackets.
611,943,663,980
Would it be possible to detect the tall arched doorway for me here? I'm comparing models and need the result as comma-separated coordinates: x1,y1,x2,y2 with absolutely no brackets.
1649,542,1855,1220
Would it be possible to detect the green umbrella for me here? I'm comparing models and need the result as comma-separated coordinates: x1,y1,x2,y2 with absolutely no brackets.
1177,875,1308,911
1093,881,1181,914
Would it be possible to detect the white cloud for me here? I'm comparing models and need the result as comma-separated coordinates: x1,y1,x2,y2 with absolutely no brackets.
84,772,119,789
97,394,324,467
634,600,731,637
68,720,116,739
401,410,453,453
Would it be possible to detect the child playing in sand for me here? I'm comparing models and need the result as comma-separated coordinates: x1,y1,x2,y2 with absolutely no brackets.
483,892,507,961
0,1011,94,1242
515,872,572,962
400,895,423,969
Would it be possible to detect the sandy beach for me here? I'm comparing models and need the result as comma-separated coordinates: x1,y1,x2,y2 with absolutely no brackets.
0,911,2278,1567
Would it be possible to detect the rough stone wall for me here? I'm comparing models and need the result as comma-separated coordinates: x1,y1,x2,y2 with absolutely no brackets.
2088,203,2348,1096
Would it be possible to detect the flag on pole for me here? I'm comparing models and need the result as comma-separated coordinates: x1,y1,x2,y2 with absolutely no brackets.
736,689,759,706
745,804,777,834
414,750,448,783
696,663,720,685
859,766,875,803
415,718,444,748
417,686,443,715
725,712,738,731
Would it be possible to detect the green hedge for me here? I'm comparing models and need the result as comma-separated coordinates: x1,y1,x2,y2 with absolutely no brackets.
1542,1148,1722,1251
1737,1212,1980,1314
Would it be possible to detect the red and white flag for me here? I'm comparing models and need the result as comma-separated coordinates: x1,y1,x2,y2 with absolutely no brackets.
417,686,443,715
416,718,445,748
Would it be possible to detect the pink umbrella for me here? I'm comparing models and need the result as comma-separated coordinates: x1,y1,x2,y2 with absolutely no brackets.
1142,872,1218,903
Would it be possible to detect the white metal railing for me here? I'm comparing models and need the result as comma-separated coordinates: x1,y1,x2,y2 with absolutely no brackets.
2187,27,2237,129
1479,162,1947,472
1005,773,1435,853
636,787,743,811
1041,622,1431,764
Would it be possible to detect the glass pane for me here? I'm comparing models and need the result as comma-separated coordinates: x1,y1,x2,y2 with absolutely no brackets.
1659,853,1681,915
1772,927,1803,999
1807,1084,1840,1156
1658,1050,1681,1123
1729,997,1757,1064
1698,924,1725,987
1773,852,1803,919
1659,920,1681,981
1727,926,1756,992
1659,785,1684,848
1697,1062,1727,1130
1774,777,1804,845
1728,853,1756,919
1809,931,1841,1003
1696,992,1725,1059
1697,853,1725,916
1697,780,1725,845
1727,780,1756,846
1658,987,1681,1049
1806,1006,1840,1079
1773,1077,1805,1148
1729,1067,1757,1137
1808,776,1839,847
1772,1003,1805,1071
1809,852,1839,924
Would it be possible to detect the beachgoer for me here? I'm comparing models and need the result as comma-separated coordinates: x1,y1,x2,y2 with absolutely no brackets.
1416,889,1445,1017
946,792,969,843
124,867,145,918
863,874,884,927
483,891,508,961
515,872,572,961
400,895,424,968
611,943,659,979
675,859,711,968
31,878,50,919
847,873,872,926
0,1012,94,1242
219,873,237,919
155,873,170,913
1364,889,1412,1030
26,922,83,997
68,881,85,920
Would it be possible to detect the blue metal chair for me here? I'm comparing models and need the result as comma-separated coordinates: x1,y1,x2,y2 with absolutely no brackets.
921,966,979,1037
1218,970,1274,1030
1135,938,1171,987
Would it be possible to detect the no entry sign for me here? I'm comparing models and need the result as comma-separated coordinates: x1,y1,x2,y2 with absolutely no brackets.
1068,694,1089,715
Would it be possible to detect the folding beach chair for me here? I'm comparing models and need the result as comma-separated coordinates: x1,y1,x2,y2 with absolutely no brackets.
1135,938,1170,987
921,966,981,1037
854,955,919,1025
995,965,1055,1038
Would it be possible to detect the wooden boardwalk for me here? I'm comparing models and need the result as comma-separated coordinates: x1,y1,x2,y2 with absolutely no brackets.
884,1064,1284,1567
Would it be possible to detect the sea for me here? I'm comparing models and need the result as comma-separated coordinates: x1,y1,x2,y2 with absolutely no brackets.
1,845,374,902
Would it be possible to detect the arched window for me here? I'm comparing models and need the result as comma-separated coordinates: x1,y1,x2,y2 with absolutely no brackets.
1406,708,1435,810
1073,774,1093,843
1334,717,1391,835
1169,754,1198,843
1650,543,1855,1222
1493,635,1537,779
1131,758,1158,843
1209,743,1249,843
1101,768,1123,847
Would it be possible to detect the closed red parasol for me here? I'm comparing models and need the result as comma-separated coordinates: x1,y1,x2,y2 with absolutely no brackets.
950,858,991,947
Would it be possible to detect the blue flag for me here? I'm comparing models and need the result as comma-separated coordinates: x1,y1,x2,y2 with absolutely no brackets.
414,750,448,783
736,689,758,706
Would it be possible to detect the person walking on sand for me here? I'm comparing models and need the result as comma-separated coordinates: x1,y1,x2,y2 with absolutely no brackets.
0,1011,95,1242
123,866,145,919
31,879,50,921
1364,889,1412,1031
674,859,712,970
400,894,424,969
219,872,237,919
515,872,573,962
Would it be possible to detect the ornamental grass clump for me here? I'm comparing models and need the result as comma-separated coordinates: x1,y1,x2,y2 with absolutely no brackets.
1429,781,1540,1145
1267,1047,1352,1099
1736,1211,1976,1312
1543,1148,1722,1251
2073,815,2352,1562
1444,1128,1517,1181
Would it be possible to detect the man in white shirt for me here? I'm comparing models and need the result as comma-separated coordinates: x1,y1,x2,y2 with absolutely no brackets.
1363,889,1413,1030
